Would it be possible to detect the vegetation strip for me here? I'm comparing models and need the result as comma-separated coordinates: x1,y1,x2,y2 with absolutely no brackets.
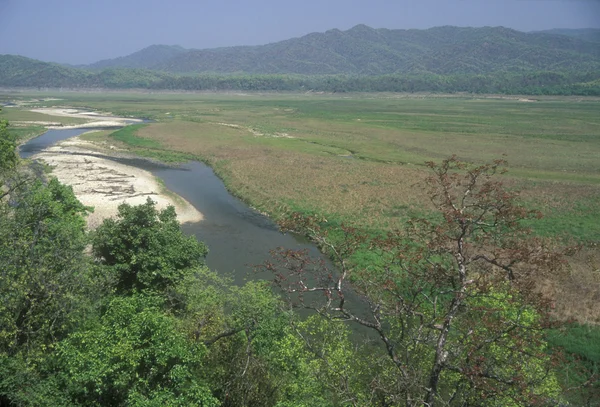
1,93,599,405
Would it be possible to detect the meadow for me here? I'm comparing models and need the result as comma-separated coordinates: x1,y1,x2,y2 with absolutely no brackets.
10,93,597,228
3,91,600,401
3,91,599,320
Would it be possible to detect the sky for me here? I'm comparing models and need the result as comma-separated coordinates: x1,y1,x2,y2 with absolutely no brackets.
1,0,599,64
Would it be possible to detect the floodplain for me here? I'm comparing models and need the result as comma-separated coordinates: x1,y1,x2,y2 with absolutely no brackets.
3,91,600,403
6,93,598,233
2,91,599,321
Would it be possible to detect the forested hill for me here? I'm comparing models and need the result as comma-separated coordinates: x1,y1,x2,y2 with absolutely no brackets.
86,45,187,70
2,25,600,95
80,25,600,75
533,28,600,44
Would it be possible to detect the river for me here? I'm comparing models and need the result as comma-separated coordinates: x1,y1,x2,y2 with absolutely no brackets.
19,127,331,285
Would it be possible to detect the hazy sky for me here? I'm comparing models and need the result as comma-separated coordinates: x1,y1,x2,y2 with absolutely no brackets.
1,0,599,64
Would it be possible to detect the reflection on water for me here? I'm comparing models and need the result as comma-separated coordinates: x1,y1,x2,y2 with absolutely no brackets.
151,161,326,284
19,129,94,159
19,127,331,285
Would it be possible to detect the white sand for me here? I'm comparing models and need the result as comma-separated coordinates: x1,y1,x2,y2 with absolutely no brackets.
28,108,142,130
46,120,132,130
30,108,142,122
32,137,203,229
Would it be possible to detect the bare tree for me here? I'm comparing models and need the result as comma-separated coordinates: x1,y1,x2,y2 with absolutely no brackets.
264,157,565,406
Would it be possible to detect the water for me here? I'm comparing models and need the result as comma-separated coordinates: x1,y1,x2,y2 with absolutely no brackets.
19,127,332,285
20,125,373,335
19,128,95,159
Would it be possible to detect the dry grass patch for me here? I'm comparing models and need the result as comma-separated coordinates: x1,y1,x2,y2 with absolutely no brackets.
0,108,89,126
139,121,429,227
544,248,600,325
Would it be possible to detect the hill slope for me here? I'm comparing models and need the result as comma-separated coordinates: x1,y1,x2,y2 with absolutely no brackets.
87,45,187,70
2,25,600,95
0,55,93,87
534,28,600,44
83,25,600,75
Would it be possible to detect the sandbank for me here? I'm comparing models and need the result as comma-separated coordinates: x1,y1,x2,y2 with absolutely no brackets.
32,136,203,229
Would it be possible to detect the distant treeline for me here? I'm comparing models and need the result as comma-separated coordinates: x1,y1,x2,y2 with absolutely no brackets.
149,71,599,95
1,55,599,95
10,70,600,96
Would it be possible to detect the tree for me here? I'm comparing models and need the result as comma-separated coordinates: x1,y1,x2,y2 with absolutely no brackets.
56,294,218,406
267,157,564,406
0,178,91,355
91,198,208,295
0,174,95,405
91,199,297,406
0,115,18,172
0,115,27,202
173,268,302,406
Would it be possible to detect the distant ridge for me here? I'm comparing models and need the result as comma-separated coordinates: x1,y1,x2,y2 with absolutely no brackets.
87,45,187,70
78,25,600,75
532,28,600,44
2,25,600,95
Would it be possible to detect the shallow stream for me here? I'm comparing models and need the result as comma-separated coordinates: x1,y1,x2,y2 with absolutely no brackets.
20,127,330,285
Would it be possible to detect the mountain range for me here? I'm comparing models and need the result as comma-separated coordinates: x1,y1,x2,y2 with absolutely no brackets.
1,25,599,94
79,25,600,75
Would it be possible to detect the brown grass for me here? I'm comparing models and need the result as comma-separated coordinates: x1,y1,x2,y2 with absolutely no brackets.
139,121,429,227
138,119,600,323
542,248,600,324
10,92,598,323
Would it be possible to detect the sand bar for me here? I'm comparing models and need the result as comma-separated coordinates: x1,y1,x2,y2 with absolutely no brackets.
27,108,143,130
32,136,203,229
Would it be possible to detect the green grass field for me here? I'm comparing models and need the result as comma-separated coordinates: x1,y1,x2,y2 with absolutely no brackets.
0,106,89,126
5,92,599,240
0,100,92,142
3,91,600,403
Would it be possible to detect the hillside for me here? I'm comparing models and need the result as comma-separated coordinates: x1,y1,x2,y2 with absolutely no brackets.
0,55,175,88
82,25,600,75
87,45,187,70
534,28,600,43
2,25,600,95
0,55,93,87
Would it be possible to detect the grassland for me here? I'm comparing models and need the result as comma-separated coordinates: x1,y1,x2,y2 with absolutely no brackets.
4,92,599,324
6,92,600,233
3,91,599,403
0,101,90,142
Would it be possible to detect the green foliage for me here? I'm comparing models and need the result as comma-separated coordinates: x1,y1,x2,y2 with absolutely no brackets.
92,198,208,294
109,124,159,149
271,315,380,407
0,354,74,407
0,178,91,355
56,294,218,406
0,172,96,405
449,286,561,406
0,116,18,171
174,269,289,406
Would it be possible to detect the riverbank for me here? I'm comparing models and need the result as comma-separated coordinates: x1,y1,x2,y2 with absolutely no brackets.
32,135,203,229
29,107,141,129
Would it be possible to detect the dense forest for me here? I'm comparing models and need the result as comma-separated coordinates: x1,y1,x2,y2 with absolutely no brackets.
83,26,600,75
1,57,599,95
2,112,598,406
1,26,600,95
